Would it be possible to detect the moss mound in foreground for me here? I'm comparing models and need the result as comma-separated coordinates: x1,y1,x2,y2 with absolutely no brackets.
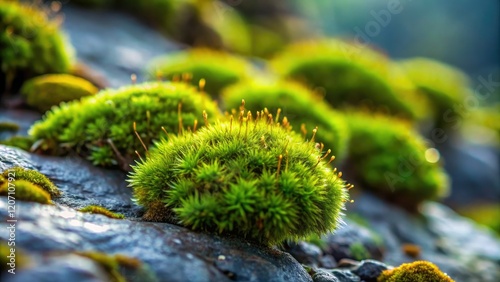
129,112,349,245
346,112,449,209
29,82,220,169
221,80,350,161
378,261,455,282
21,74,98,112
1,166,60,197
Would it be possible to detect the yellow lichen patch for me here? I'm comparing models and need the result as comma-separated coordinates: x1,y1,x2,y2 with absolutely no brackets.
21,74,98,112
378,261,455,282
79,205,125,219
0,179,52,205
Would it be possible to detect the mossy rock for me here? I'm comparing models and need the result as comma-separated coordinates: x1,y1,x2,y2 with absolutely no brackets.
398,58,470,127
79,205,125,219
270,39,418,119
378,261,455,282
76,251,150,282
221,80,350,161
346,112,449,210
148,48,256,98
29,81,220,169
0,1,73,93
0,179,52,204
21,74,98,112
1,166,60,197
129,111,349,245
0,135,35,151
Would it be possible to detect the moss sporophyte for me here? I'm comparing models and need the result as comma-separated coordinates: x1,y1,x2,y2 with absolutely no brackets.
129,105,352,245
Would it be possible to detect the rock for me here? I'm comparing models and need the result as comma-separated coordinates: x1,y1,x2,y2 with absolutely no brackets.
312,269,339,282
0,145,36,172
61,5,180,88
330,269,361,282
0,201,312,282
351,260,389,282
285,241,323,266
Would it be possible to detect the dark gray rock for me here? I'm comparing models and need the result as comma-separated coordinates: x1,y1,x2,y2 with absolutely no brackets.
61,5,180,88
285,241,323,266
0,201,312,282
330,269,360,282
351,260,388,282
312,269,339,282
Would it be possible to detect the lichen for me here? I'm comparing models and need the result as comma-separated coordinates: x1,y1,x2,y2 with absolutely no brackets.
79,205,125,219
21,74,98,112
129,109,349,245
29,81,220,169
378,261,455,282
221,80,350,161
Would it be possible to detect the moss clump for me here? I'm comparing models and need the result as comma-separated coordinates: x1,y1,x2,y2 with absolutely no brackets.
0,242,28,272
458,204,500,236
130,111,349,245
378,261,455,282
29,81,220,169
0,179,52,204
148,49,255,98
0,121,19,133
0,1,73,92
1,166,60,197
21,74,98,112
221,80,350,161
349,242,371,261
399,58,470,127
346,112,449,210
271,39,417,119
0,135,34,151
76,251,140,282
79,205,125,219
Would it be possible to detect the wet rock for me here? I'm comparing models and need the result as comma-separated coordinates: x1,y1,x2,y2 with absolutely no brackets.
330,269,361,282
351,260,389,282
285,241,323,266
61,5,180,88
0,145,36,171
312,269,339,282
0,201,312,282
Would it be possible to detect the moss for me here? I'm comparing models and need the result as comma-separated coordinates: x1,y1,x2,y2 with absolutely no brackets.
0,179,52,204
29,81,220,169
458,204,500,236
79,205,125,219
468,105,500,144
0,166,60,197
0,1,73,93
271,39,417,119
346,112,449,210
129,110,349,245
378,261,455,282
399,58,470,127
221,80,350,161
76,252,128,282
148,48,256,98
0,242,28,272
0,121,19,133
0,135,35,151
349,242,371,261
21,74,98,112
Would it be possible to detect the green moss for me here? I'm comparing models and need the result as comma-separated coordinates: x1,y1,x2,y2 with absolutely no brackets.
458,204,500,236
29,81,220,169
346,112,449,209
76,251,133,282
0,135,34,151
0,179,52,204
349,242,371,261
399,58,470,127
378,261,455,282
130,111,349,245
148,48,256,98
0,242,28,272
0,166,60,197
271,39,417,119
21,74,98,112
0,121,19,133
0,1,73,92
79,205,125,219
221,80,350,161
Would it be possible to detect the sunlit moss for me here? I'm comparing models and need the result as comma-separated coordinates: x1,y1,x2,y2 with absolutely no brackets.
21,74,98,112
129,111,349,245
346,112,449,209
221,79,350,161
1,166,60,197
271,39,417,119
148,48,256,98
0,1,73,92
0,179,52,204
79,205,125,219
378,261,454,282
0,136,35,151
29,81,220,169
